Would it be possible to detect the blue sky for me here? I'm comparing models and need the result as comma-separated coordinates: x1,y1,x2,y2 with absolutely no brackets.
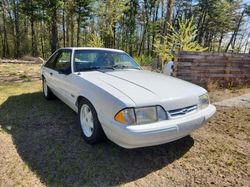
244,0,250,4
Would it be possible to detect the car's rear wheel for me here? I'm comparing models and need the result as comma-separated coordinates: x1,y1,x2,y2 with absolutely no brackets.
42,78,55,100
78,99,106,144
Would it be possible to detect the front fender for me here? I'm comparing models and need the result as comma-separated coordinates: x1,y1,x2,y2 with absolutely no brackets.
74,74,135,123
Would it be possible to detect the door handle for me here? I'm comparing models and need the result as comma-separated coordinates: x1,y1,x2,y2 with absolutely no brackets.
50,72,53,76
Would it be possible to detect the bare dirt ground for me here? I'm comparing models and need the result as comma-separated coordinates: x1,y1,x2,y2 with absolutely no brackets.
214,93,250,108
0,63,249,186
209,87,250,103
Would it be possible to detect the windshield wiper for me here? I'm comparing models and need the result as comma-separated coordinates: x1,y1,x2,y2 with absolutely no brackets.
78,64,141,72
111,64,141,70
78,66,115,72
111,64,128,69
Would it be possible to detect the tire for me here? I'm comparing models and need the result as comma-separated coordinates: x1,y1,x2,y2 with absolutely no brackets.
78,99,106,144
42,77,55,100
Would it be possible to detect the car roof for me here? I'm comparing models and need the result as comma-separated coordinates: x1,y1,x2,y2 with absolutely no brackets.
59,47,125,53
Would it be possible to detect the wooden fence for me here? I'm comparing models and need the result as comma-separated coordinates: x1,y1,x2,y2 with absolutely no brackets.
173,51,250,87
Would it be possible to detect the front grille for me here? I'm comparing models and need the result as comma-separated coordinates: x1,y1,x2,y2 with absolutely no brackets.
168,105,198,118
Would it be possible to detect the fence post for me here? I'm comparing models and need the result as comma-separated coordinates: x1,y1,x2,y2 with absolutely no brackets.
172,48,180,77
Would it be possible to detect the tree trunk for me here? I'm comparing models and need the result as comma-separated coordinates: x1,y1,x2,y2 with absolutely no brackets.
70,14,74,47
225,9,245,52
31,17,35,56
50,8,58,53
30,16,38,56
128,0,137,55
217,33,224,52
39,22,44,58
1,4,10,58
151,1,159,56
66,11,69,46
13,0,21,58
138,0,150,56
0,28,3,57
138,28,146,56
76,14,81,46
142,0,149,55
147,32,150,56
197,11,207,44
113,25,116,48
147,1,155,55
236,31,246,51
5,0,16,56
62,1,66,47
160,0,164,27
162,0,175,37
243,32,250,53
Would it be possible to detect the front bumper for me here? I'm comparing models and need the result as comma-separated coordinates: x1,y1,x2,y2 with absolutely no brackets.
101,104,216,149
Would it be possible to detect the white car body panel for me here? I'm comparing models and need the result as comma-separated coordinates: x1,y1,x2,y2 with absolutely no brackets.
41,47,216,148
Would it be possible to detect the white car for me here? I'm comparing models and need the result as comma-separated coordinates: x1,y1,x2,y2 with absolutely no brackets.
41,47,216,148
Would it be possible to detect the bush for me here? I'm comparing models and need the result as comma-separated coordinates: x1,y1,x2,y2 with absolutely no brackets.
86,33,104,48
154,15,207,70
133,55,152,66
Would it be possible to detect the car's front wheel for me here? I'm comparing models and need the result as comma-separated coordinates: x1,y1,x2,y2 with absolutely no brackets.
42,78,55,100
78,99,106,144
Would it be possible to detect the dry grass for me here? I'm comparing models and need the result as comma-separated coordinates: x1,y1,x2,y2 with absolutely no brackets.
0,63,41,84
0,63,249,186
209,87,250,103
206,81,219,92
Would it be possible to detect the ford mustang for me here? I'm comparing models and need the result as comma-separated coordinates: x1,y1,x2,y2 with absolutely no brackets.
41,47,216,148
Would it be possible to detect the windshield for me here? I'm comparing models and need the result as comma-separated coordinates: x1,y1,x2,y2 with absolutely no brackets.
73,50,141,72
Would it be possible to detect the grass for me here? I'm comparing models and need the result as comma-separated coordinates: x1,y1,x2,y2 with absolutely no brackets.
0,63,250,186
19,71,32,81
0,63,40,84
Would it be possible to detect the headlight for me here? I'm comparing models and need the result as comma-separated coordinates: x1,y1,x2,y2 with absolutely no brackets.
135,107,157,124
199,93,209,109
115,106,167,125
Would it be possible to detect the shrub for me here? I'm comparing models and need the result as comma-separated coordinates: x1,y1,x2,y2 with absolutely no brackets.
154,15,207,70
133,55,152,66
86,33,104,48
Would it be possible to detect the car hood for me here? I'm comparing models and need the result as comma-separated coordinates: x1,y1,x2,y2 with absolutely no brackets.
78,70,207,109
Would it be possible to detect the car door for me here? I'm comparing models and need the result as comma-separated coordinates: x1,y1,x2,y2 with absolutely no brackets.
42,51,59,93
52,49,77,109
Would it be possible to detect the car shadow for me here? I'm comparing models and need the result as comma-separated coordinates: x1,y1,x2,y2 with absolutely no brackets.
0,92,194,186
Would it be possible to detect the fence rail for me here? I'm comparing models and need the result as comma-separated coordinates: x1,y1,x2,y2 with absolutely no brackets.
174,51,250,87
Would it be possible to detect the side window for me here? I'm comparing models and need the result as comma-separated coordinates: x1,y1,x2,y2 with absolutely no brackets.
54,50,72,73
44,52,58,69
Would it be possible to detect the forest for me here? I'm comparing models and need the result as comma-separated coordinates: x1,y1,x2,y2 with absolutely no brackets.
0,0,250,63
